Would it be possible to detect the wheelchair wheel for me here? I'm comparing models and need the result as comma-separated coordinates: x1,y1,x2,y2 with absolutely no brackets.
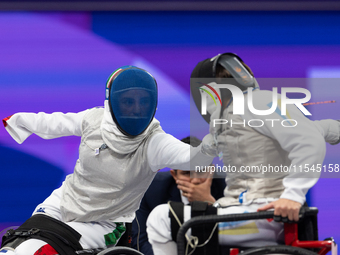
241,245,318,255
97,247,144,255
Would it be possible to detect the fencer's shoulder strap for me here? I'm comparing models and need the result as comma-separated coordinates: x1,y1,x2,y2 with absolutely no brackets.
191,201,219,255
191,201,209,215
191,201,217,217
1,214,83,255
168,201,184,242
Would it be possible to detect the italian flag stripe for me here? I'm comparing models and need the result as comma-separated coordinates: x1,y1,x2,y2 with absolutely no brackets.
107,68,123,89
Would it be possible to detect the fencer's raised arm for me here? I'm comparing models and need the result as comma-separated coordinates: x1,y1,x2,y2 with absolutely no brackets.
3,110,89,144
147,133,214,172
3,110,215,173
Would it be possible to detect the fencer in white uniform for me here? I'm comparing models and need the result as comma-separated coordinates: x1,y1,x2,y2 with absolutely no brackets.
146,53,340,255
1,66,214,255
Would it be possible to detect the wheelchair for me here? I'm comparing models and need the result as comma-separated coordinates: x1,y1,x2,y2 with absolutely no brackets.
176,207,337,255
1,208,336,255
0,223,143,255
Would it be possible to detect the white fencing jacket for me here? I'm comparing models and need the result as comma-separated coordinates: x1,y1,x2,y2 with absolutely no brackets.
206,88,337,206
4,100,213,223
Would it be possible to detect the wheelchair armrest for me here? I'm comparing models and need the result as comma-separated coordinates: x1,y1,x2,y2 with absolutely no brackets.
300,207,318,217
176,207,318,255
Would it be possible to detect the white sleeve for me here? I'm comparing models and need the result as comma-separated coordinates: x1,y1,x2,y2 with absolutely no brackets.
242,91,325,204
147,133,214,172
3,110,89,144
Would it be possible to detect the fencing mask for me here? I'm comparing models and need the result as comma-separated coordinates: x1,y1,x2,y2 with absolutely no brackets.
106,66,158,137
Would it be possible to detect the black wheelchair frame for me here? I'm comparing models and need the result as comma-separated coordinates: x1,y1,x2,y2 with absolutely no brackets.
176,207,336,255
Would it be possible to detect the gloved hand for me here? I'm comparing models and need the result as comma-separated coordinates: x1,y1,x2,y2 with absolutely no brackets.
201,133,218,157
330,120,340,145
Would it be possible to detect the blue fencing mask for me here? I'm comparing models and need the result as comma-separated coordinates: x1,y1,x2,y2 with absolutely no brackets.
106,66,158,136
